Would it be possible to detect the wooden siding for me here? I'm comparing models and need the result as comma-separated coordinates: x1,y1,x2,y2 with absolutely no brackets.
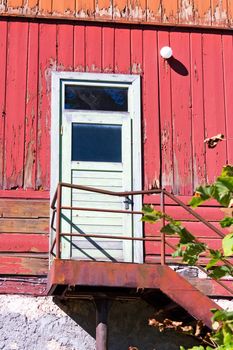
0,0,233,28
0,198,49,279
0,19,232,295
0,19,232,194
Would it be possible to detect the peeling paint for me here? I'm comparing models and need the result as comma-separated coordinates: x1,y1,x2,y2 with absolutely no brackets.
131,62,142,74
179,0,193,24
0,0,232,28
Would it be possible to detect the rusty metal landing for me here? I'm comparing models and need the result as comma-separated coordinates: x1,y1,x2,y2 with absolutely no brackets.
47,260,221,328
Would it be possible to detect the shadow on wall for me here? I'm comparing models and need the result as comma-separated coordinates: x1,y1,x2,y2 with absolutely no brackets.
167,57,189,76
55,298,201,350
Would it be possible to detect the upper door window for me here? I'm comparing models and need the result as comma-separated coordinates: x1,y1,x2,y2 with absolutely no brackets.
65,85,128,111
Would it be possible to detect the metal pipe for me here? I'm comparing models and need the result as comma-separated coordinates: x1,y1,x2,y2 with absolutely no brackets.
56,184,62,259
160,190,166,265
95,299,109,350
163,190,225,238
60,233,160,241
61,206,143,215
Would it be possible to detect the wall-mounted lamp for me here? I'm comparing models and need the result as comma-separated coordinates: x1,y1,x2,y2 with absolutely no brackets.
160,46,173,59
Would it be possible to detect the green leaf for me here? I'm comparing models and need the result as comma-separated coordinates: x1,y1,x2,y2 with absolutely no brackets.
161,222,182,235
189,185,213,208
208,265,233,279
222,233,233,257
220,217,233,228
179,227,195,244
207,250,223,269
181,242,206,265
221,165,233,178
212,309,233,322
213,180,232,207
206,257,222,270
142,206,165,223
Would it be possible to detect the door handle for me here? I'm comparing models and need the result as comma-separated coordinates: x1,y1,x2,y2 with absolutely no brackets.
123,196,133,210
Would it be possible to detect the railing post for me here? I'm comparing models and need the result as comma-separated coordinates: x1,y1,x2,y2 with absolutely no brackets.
160,189,166,265
56,184,62,259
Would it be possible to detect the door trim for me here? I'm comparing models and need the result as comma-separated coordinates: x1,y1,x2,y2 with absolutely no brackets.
51,72,142,263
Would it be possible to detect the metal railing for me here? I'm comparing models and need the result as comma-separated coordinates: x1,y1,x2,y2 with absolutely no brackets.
50,182,233,295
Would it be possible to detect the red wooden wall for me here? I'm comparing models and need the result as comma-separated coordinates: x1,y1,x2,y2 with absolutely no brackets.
0,19,233,196
0,18,233,294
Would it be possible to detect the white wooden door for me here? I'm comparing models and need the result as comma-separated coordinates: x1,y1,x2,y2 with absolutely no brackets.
51,73,142,263
61,112,133,262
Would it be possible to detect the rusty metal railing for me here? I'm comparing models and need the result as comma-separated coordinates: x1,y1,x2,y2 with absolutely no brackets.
50,182,233,295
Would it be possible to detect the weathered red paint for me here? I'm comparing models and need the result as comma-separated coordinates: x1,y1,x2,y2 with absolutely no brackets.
143,29,160,189
190,32,206,188
4,21,28,189
47,259,221,328
0,256,48,275
0,21,232,195
102,26,114,72
203,33,227,183
24,22,39,189
0,19,232,299
0,277,47,296
37,23,56,190
0,21,7,189
0,233,48,253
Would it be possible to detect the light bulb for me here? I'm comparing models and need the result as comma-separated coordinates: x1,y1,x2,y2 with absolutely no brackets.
160,46,173,59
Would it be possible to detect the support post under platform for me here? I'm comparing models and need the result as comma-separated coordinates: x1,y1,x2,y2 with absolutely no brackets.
95,299,110,350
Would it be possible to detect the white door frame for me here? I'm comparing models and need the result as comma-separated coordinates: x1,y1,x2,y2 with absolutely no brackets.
51,72,143,263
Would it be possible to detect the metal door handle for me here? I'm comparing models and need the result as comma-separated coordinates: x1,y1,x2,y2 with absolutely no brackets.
123,196,133,210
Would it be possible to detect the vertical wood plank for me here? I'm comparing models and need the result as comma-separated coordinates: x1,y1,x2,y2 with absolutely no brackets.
227,0,233,27
95,0,113,19
0,21,7,189
190,33,206,188
222,35,233,165
193,0,211,25
37,23,56,190
202,33,227,183
170,32,192,195
113,0,129,19
74,24,85,71
38,0,52,14
143,30,160,189
52,0,75,16
85,26,102,72
129,0,146,21
25,0,38,14
102,26,114,72
76,0,95,18
24,23,39,189
4,21,28,189
7,0,23,11
57,24,74,71
179,0,194,24
146,0,161,22
162,0,179,23
115,28,130,73
131,28,143,74
158,31,173,191
211,0,228,26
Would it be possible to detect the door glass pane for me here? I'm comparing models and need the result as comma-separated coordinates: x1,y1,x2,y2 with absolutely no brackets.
72,123,122,162
65,85,128,111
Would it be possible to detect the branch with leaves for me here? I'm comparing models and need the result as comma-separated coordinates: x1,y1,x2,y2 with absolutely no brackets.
142,165,233,350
